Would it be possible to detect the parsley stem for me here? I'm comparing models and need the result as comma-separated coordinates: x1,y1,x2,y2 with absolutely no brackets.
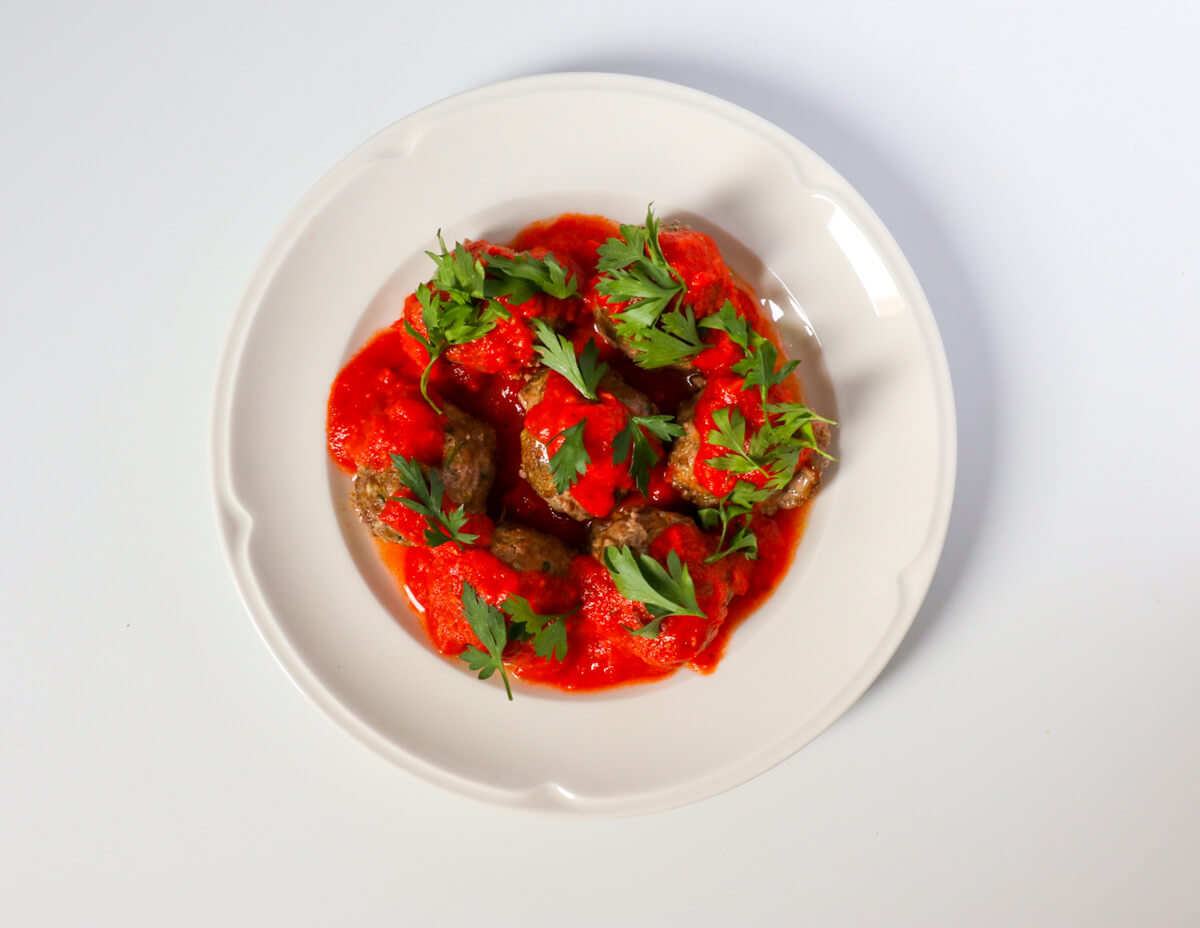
419,355,442,415
704,508,736,563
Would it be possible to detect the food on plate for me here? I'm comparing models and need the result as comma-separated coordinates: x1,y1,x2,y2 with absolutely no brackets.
667,371,833,513
518,365,666,521
488,521,574,576
588,212,741,374
587,503,694,558
326,207,835,697
350,401,496,545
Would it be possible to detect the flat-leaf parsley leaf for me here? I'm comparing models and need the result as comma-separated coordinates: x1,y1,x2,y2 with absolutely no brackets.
532,319,607,400
612,414,684,495
596,205,706,368
502,594,572,663
459,582,513,700
547,421,590,494
483,251,579,303
697,481,774,563
407,238,582,413
388,453,479,548
602,545,705,639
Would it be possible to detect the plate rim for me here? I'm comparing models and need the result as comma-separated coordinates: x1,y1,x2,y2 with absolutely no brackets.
210,71,957,816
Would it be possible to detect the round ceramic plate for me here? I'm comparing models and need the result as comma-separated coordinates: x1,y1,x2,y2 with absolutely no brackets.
211,72,955,816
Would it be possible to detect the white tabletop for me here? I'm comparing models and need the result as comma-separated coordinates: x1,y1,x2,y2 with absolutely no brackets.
3,2,1198,925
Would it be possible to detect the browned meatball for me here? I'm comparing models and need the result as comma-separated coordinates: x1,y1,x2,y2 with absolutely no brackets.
517,369,656,522
667,397,832,511
760,420,833,515
440,402,496,512
350,401,495,544
489,522,574,576
351,464,407,545
588,505,695,559
665,393,718,508
589,221,734,374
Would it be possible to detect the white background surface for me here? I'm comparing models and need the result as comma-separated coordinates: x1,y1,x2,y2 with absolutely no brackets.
2,1,1197,924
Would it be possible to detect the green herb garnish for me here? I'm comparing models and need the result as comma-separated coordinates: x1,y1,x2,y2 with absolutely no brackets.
532,319,608,400
612,414,685,496
388,453,478,548
405,234,508,413
705,401,834,491
406,237,582,413
615,305,706,369
699,308,837,487
595,205,685,325
705,406,788,489
733,339,800,406
699,299,761,353
602,545,705,639
706,407,762,476
503,594,572,663
459,583,514,700
483,252,578,303
697,481,774,563
547,421,590,494
596,205,708,368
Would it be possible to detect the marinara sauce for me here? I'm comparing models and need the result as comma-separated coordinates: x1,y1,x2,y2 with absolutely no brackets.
327,214,812,692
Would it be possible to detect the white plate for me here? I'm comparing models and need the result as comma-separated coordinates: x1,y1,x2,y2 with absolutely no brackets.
211,73,955,816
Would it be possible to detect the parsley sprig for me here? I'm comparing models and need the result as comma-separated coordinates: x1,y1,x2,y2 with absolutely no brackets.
699,299,761,353
404,235,507,414
704,302,826,427
596,206,708,369
602,545,705,639
388,453,479,548
706,402,834,487
621,306,706,369
459,583,514,700
459,584,574,700
503,594,572,663
532,319,608,400
706,407,764,476
406,236,581,413
596,205,685,324
612,414,684,495
705,406,808,487
701,305,836,488
483,252,577,303
547,421,590,494
734,340,799,405
695,308,836,557
697,482,774,563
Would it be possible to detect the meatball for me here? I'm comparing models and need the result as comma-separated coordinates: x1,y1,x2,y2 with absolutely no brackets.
351,401,495,544
667,395,832,511
586,518,739,669
439,402,496,512
517,367,655,420
517,369,656,521
759,420,833,514
402,240,580,376
350,465,407,545
665,392,717,508
588,505,694,559
589,223,738,372
488,522,574,576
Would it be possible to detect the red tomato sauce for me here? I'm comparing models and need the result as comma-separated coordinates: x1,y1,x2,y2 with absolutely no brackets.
690,505,808,673
328,214,813,693
326,325,447,473
523,371,650,519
